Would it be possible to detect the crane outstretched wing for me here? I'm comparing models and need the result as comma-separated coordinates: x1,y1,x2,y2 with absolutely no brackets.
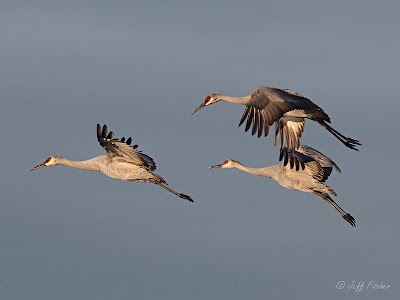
239,87,327,151
97,124,156,171
295,145,340,182
281,145,340,182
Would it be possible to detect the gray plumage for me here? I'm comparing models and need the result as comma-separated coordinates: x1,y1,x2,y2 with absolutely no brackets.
192,86,361,167
97,124,157,171
209,145,355,226
31,124,193,202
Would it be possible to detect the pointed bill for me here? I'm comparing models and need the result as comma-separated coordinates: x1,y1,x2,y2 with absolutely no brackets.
31,161,47,171
209,163,223,169
191,102,206,115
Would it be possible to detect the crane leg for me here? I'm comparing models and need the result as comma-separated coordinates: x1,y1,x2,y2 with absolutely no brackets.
317,120,361,151
312,191,356,227
153,182,193,202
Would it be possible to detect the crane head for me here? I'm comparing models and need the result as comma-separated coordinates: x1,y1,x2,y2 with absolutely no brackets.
209,159,239,169
31,156,58,171
191,94,220,115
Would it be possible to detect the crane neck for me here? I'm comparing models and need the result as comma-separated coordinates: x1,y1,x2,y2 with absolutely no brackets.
55,156,102,172
232,162,280,179
218,94,251,105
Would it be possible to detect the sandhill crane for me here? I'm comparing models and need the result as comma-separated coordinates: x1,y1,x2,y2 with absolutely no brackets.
209,145,356,226
31,124,193,202
192,87,361,166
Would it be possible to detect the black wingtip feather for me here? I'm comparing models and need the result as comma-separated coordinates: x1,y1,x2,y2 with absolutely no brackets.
101,125,108,138
258,113,264,138
97,124,102,139
245,108,253,132
107,131,114,139
239,106,250,127
252,110,259,136
283,151,289,166
279,149,284,162
290,156,295,169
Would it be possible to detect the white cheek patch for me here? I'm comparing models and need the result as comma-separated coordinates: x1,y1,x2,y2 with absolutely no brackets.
205,98,216,106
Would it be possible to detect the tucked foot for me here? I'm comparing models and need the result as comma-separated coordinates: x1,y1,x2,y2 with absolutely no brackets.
346,137,362,145
344,137,362,151
344,141,360,151
179,194,194,202
343,213,356,227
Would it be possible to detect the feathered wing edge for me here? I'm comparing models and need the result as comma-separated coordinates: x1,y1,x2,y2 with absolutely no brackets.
96,124,156,171
238,88,312,151
279,145,340,182
296,145,340,172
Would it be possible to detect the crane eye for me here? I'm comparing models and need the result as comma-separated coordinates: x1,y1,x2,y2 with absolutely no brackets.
205,96,211,103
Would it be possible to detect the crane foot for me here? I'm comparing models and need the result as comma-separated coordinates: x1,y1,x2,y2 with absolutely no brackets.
343,213,356,227
179,194,194,202
344,141,360,151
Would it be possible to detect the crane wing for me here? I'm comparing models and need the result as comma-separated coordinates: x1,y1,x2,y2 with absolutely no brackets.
296,145,340,182
239,87,320,151
275,116,305,151
281,145,340,182
285,160,324,182
96,124,156,171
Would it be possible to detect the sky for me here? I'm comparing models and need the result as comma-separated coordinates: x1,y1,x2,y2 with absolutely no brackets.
1,0,399,299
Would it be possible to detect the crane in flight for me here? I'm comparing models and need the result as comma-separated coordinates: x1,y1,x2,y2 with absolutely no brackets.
31,124,193,202
192,87,361,166
209,145,356,226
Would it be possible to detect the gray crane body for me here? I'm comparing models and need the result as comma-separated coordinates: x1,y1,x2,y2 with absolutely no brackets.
212,161,334,195
31,124,192,202
46,155,165,183
192,86,361,168
210,145,355,226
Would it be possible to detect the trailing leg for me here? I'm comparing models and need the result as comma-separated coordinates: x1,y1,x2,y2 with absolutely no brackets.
312,191,356,227
317,120,361,151
153,181,193,202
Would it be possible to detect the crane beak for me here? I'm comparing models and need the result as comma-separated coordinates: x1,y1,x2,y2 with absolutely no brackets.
191,102,206,115
209,163,223,169
31,161,47,171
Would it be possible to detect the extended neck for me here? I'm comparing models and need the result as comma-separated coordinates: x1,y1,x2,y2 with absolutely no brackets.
232,162,280,179
218,94,251,105
56,156,101,172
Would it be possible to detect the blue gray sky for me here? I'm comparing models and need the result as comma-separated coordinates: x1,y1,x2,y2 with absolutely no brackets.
1,0,399,299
